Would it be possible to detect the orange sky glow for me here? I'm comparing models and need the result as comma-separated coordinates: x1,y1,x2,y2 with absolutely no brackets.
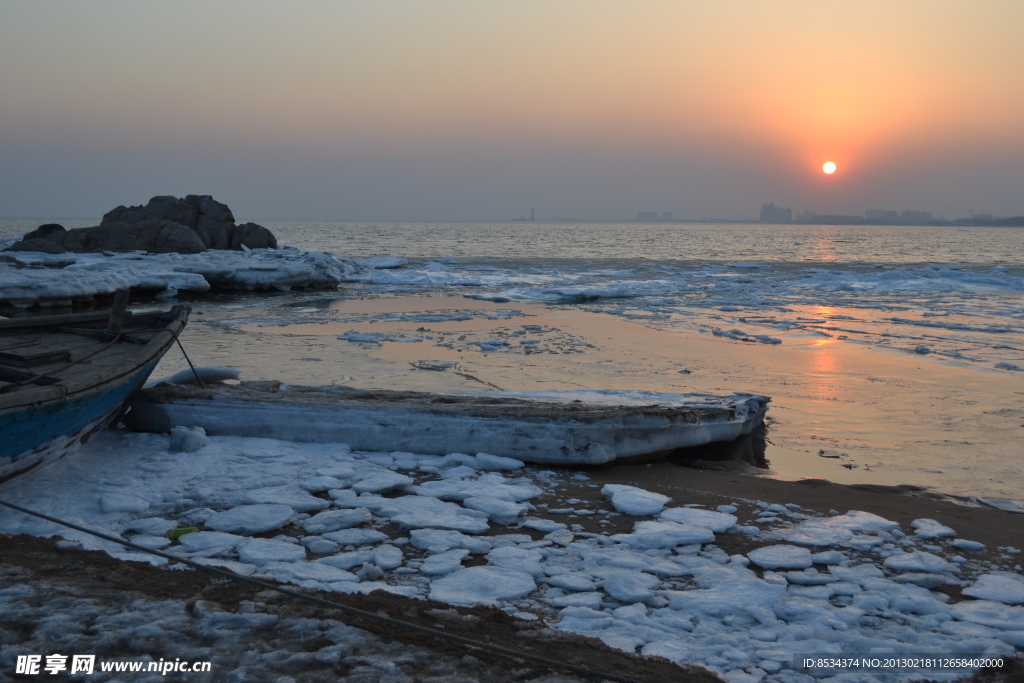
1,0,1022,220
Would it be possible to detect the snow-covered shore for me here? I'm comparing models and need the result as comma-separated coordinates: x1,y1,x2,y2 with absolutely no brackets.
1,429,1021,682
0,245,357,309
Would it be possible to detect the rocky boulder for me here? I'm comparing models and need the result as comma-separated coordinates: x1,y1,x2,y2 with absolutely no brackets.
231,222,278,250
9,220,206,254
6,195,276,255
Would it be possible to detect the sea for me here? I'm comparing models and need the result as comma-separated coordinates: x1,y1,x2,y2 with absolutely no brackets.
2,219,1023,502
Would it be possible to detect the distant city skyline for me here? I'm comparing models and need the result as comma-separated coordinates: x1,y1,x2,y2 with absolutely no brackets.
2,2,1023,222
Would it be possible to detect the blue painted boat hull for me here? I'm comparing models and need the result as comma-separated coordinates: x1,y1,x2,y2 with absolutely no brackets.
0,357,164,480
0,305,189,482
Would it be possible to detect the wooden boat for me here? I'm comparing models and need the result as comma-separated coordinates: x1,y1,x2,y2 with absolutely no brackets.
0,296,190,481
125,381,769,466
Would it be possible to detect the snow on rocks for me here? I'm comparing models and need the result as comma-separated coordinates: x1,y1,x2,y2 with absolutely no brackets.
601,484,670,516
205,504,295,535
429,566,537,607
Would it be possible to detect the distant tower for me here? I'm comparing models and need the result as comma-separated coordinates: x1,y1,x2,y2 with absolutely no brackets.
530,208,535,221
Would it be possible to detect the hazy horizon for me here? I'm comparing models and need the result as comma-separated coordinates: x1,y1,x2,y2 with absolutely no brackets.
2,1,1022,222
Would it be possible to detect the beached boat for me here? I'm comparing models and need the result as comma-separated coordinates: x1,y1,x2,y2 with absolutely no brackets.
0,298,190,481
124,382,769,465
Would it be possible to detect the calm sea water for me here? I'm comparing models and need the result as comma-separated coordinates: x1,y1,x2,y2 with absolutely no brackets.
5,219,1022,266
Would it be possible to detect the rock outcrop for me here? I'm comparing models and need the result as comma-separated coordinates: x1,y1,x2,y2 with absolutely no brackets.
6,195,276,254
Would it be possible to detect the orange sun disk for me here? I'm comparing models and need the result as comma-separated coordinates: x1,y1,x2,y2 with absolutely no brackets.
822,161,837,174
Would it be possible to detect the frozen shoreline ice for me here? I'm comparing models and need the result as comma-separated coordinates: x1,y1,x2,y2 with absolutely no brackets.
0,429,1020,682
0,247,357,308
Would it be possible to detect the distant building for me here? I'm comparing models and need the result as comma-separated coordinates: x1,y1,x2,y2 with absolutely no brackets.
866,209,900,222
760,203,792,223
794,211,864,224
637,211,659,222
661,212,673,222
900,210,932,223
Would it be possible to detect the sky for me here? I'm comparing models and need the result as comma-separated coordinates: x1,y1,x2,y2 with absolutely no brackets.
1,1,1022,222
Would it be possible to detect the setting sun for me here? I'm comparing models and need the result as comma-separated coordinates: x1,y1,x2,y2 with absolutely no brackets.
822,161,837,174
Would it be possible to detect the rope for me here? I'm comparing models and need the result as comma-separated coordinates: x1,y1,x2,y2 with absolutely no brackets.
171,328,206,389
0,498,645,683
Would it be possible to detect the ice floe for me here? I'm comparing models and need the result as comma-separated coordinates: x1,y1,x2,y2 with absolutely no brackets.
0,247,356,307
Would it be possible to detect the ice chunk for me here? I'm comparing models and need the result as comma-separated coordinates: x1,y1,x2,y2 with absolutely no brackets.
555,606,614,632
883,551,958,574
462,497,528,524
963,573,1024,604
409,529,492,554
547,573,597,592
238,538,307,566
747,545,813,569
205,504,295,535
545,529,575,546
660,507,737,532
473,453,525,471
244,486,330,513
364,495,490,534
168,426,209,453
950,538,985,552
351,472,414,494
601,570,660,604
429,566,537,606
548,593,604,609
951,600,1024,630
99,493,151,514
780,510,898,547
318,551,373,570
260,560,357,584
777,523,853,546
666,577,785,616
810,550,846,565
338,330,392,343
302,508,373,534
611,520,715,549
373,544,404,570
299,476,346,493
781,569,838,585
322,529,389,546
177,531,245,552
150,366,239,387
911,518,956,539
601,484,670,516
521,518,567,533
420,549,470,575
302,537,339,555
124,517,178,535
893,573,952,589
487,546,544,576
